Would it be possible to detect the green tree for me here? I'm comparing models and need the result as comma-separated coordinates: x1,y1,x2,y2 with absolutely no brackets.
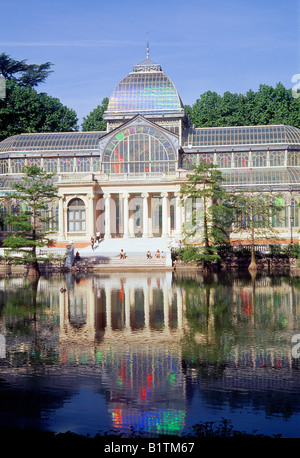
0,79,78,140
189,83,300,129
81,97,109,131
2,165,60,277
0,54,78,140
190,91,223,127
180,161,233,269
245,83,294,126
229,189,284,270
0,52,53,87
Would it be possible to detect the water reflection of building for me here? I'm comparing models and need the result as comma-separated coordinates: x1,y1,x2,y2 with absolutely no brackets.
54,271,300,434
59,272,185,344
58,272,187,436
2,272,300,436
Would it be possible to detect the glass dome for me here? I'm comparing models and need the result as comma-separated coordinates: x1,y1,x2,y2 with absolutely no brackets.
106,58,184,115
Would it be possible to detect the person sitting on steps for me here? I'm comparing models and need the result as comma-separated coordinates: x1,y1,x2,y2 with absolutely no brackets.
119,249,126,259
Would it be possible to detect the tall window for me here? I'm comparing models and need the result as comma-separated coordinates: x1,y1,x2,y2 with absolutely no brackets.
76,157,91,172
234,152,248,168
43,157,58,173
11,158,25,173
217,153,231,168
269,151,285,167
68,198,86,232
251,151,267,168
291,197,300,227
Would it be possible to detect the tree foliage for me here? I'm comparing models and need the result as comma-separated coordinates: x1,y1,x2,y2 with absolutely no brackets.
81,97,109,131
229,189,285,270
0,52,53,87
2,165,60,276
189,83,300,129
180,162,232,245
180,162,233,269
0,54,78,140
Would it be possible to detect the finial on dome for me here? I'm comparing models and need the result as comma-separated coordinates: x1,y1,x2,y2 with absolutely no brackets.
133,37,162,72
146,33,149,59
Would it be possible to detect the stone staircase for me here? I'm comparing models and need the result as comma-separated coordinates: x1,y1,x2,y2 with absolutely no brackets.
73,255,169,270
72,237,175,271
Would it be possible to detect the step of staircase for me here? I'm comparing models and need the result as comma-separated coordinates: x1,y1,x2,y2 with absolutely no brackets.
73,255,172,271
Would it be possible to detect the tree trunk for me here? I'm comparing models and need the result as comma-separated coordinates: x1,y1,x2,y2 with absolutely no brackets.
248,205,257,271
28,210,40,277
248,245,257,271
28,260,40,277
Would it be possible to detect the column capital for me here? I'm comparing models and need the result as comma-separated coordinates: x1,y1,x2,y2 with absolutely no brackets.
122,192,130,199
161,191,168,198
103,192,111,199
141,192,149,199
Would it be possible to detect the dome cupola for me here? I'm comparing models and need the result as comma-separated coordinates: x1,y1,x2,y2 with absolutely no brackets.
105,46,184,121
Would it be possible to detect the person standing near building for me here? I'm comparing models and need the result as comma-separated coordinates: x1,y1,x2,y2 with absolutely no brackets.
96,228,101,244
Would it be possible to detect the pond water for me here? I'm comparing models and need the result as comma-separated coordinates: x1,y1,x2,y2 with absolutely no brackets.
0,270,300,438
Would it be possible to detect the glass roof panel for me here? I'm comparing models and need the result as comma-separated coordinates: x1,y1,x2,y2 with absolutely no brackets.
0,132,105,153
182,125,300,147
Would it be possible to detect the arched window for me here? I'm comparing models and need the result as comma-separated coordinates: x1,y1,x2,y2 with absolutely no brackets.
234,152,248,168
269,151,285,167
76,157,91,172
68,198,86,232
288,151,300,166
291,196,300,227
11,158,25,173
102,125,177,174
43,157,58,173
217,153,231,168
251,151,267,167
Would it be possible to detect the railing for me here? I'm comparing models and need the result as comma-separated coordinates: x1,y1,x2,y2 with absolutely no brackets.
57,171,186,183
172,244,292,256
0,247,66,257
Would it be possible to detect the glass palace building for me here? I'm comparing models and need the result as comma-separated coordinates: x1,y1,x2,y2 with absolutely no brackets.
0,53,300,246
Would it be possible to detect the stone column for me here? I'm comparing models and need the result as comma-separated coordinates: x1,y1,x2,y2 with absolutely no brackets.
104,193,111,239
88,194,95,238
58,194,65,240
142,192,149,238
161,191,169,238
122,192,130,238
175,192,183,239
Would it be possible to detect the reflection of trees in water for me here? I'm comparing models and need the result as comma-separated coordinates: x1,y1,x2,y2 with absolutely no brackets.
174,271,300,376
0,275,60,366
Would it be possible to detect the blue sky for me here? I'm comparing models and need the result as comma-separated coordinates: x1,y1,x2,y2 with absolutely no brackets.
1,0,299,126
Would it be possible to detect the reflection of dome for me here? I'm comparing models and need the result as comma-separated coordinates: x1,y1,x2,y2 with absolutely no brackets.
106,56,184,116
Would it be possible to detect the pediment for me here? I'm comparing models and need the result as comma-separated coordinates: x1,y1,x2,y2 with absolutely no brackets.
99,114,179,157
